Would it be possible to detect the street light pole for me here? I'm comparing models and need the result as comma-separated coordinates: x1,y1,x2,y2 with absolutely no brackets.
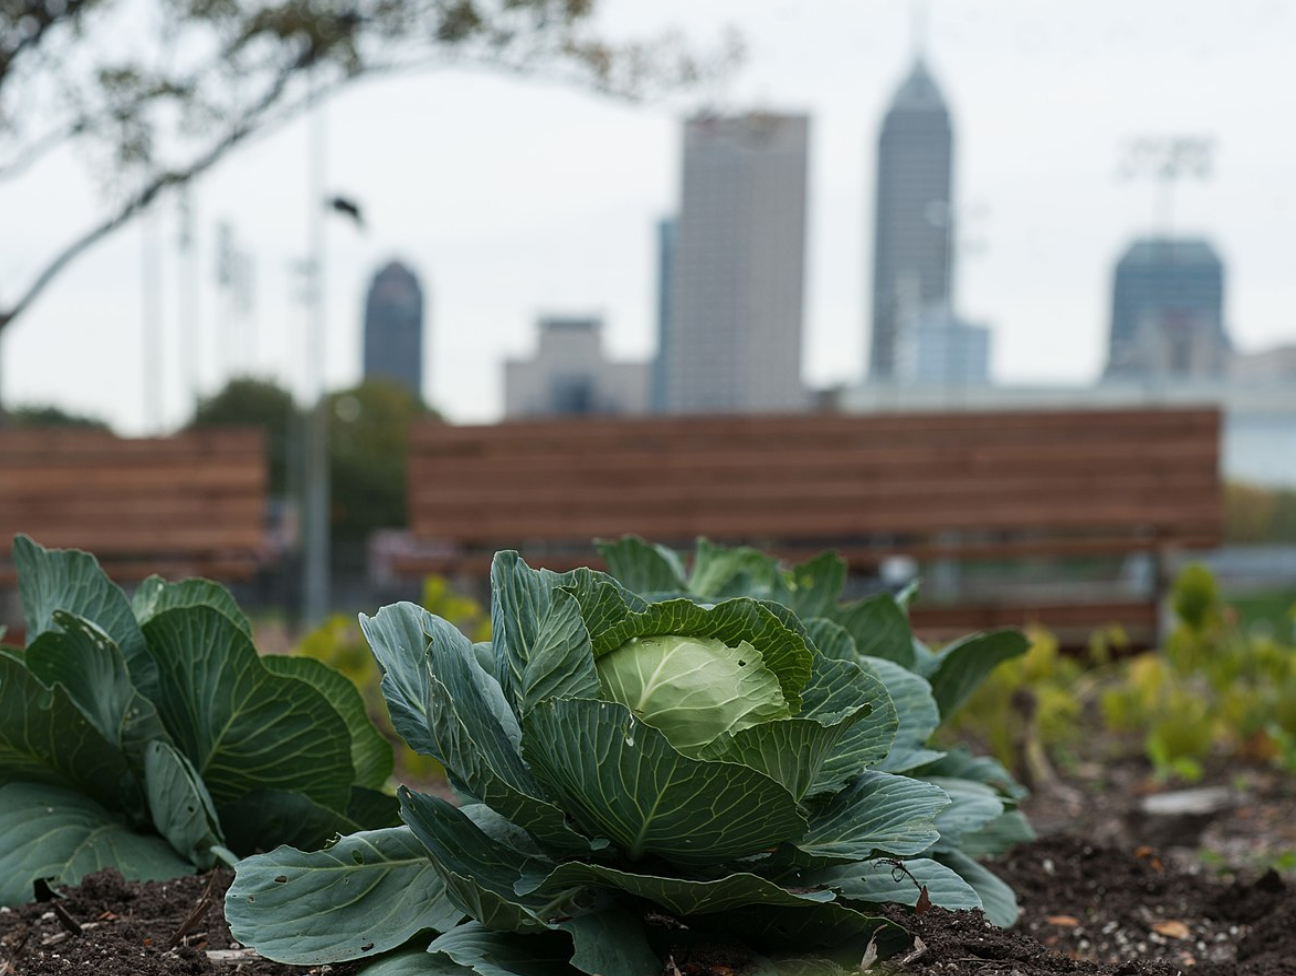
302,76,331,627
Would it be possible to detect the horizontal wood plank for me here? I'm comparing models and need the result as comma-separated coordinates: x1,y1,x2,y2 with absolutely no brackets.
403,409,1221,647
0,429,268,580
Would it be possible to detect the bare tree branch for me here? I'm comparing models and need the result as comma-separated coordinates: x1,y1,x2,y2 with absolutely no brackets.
0,0,737,338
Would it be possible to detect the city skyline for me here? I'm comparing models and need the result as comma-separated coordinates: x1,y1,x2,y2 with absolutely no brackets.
2,1,1294,432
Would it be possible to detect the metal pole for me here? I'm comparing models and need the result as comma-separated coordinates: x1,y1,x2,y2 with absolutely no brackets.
142,205,164,432
302,75,331,626
179,190,200,419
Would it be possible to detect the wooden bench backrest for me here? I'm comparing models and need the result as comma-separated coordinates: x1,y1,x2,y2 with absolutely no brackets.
408,407,1222,568
0,428,268,581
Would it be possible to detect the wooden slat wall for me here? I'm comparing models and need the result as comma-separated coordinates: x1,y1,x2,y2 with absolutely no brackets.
405,408,1222,649
408,408,1222,557
0,429,268,582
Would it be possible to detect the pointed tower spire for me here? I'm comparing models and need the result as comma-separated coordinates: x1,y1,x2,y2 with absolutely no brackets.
911,0,930,62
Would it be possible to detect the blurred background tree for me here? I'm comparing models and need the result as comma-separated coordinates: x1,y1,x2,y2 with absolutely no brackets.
325,378,433,567
4,404,111,430
1225,482,1296,545
0,0,737,338
189,376,299,496
185,375,431,575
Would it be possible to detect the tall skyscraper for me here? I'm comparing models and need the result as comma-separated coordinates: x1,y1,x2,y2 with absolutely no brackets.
1105,238,1229,379
660,113,809,414
362,261,424,398
869,58,955,380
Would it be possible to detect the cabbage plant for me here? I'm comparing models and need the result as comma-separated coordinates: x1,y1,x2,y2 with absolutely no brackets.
0,536,398,907
228,545,1031,974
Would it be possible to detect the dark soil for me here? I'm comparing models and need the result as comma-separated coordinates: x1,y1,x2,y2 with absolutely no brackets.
0,868,356,976
3,764,1295,976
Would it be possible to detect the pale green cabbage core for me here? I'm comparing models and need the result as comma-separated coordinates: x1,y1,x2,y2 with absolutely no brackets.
595,634,791,755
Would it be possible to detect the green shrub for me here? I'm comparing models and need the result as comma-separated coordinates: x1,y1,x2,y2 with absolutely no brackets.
228,538,1033,974
1102,564,1296,780
0,536,398,906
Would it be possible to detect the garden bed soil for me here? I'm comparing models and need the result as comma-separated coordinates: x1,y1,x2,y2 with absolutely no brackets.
3,763,1295,976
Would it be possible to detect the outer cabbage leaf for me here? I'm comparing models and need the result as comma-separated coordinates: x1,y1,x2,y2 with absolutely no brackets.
0,781,192,905
144,740,224,868
490,552,569,710
226,827,463,965
801,617,857,663
861,656,944,772
260,653,393,790
522,698,806,865
519,589,600,714
0,652,134,807
594,536,687,595
216,789,380,855
140,606,354,808
927,777,1006,852
780,551,849,620
518,862,835,917
398,788,564,933
916,745,1029,802
960,810,1036,859
417,617,596,853
921,630,1031,720
786,771,949,867
23,611,170,767
14,535,154,694
832,593,914,668
359,602,444,761
806,660,898,797
935,849,1019,927
686,538,782,600
809,857,981,912
427,924,578,976
558,908,662,976
131,576,252,638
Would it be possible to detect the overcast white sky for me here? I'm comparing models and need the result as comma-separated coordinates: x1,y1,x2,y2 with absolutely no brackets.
2,0,1294,433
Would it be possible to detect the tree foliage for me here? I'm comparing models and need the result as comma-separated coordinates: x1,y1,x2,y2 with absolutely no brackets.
1225,482,1296,545
2,403,111,431
184,375,433,565
0,0,737,334
326,378,433,551
188,376,298,495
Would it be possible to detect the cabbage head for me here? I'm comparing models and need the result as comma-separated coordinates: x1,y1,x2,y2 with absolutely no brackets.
228,547,1031,975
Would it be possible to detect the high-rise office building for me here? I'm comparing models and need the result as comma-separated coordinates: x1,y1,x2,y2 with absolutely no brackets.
660,112,809,414
1105,238,1229,379
362,261,424,397
869,58,955,380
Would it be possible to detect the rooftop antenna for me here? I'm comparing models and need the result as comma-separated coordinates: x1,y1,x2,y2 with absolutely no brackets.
911,0,930,62
1118,136,1213,239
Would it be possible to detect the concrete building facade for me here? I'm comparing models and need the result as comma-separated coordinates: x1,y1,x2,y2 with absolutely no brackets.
660,112,809,414
504,316,650,418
